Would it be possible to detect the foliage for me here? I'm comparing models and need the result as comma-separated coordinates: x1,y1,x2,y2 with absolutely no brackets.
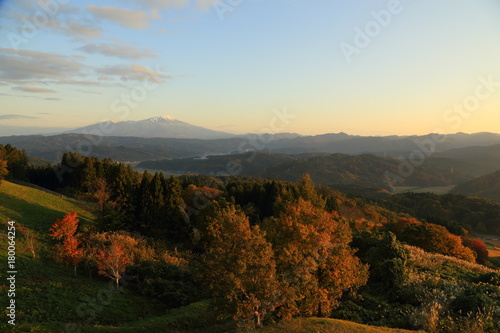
396,220,476,262
263,198,368,319
93,234,132,288
0,144,29,180
49,211,84,271
129,260,205,309
197,204,280,328
0,159,7,183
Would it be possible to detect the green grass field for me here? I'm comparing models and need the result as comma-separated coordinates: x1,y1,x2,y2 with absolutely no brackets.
0,181,95,232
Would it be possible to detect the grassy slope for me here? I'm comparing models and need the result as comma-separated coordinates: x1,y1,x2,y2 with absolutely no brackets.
0,181,166,333
259,318,423,333
0,180,95,231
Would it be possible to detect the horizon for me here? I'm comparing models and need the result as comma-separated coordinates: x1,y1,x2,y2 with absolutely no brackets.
1,1,500,136
1,112,500,138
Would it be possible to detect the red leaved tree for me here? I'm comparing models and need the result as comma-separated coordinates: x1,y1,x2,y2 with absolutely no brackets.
463,237,489,264
94,234,131,288
49,211,83,274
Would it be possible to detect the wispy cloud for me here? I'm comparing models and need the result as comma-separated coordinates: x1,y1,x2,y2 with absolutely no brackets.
95,64,171,82
0,48,86,84
0,114,38,120
87,5,150,30
13,86,57,93
77,42,157,60
119,0,188,11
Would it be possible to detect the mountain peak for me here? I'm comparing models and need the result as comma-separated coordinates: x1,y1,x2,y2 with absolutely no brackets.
67,115,235,139
147,115,176,122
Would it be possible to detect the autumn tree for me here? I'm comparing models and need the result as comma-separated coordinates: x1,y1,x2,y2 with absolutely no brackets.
49,211,83,274
95,241,130,289
262,198,368,318
198,204,280,328
399,222,475,262
0,159,7,184
462,237,489,264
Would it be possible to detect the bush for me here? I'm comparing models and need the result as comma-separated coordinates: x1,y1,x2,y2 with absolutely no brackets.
474,272,500,286
129,260,206,309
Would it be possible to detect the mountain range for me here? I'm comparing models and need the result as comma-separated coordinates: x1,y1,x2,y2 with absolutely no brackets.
66,115,238,140
1,115,500,199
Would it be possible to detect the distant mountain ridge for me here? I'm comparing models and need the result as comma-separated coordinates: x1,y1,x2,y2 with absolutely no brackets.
450,170,500,202
66,115,238,140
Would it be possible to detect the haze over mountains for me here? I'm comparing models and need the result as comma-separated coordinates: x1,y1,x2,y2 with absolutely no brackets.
1,115,499,200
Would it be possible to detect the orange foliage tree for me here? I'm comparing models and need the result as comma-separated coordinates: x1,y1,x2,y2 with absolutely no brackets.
49,211,83,274
263,198,369,318
400,222,476,262
0,159,7,183
92,232,132,288
198,204,279,329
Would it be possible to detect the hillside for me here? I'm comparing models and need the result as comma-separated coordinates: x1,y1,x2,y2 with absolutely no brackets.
450,169,500,202
0,181,95,231
0,181,167,333
140,153,471,190
258,318,423,333
433,144,500,177
3,132,500,165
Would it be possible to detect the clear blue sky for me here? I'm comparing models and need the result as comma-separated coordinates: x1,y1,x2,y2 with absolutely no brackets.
1,0,500,135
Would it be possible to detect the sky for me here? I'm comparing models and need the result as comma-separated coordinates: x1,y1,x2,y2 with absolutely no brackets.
1,0,500,136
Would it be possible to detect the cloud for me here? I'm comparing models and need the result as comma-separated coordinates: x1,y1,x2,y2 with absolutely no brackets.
0,114,38,120
13,86,56,93
119,0,188,11
0,48,86,83
77,42,157,60
87,5,150,30
95,64,171,82
47,20,103,39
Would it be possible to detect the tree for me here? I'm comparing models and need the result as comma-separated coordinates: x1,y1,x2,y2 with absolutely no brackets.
49,211,80,240
95,238,131,288
262,198,368,318
49,212,83,273
0,159,7,184
297,174,325,209
399,222,476,262
198,204,280,328
462,237,489,264
0,144,28,181
18,225,39,259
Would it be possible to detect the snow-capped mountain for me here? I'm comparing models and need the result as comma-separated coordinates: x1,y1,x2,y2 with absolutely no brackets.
67,115,237,139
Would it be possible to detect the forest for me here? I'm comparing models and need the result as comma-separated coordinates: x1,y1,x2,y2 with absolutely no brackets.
1,143,500,332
